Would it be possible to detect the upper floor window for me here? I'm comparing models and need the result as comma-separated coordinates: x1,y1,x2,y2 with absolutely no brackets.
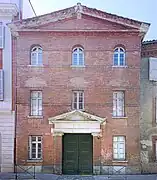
31,46,42,65
72,91,84,110
30,91,42,116
113,91,125,117
72,47,84,66
113,47,125,66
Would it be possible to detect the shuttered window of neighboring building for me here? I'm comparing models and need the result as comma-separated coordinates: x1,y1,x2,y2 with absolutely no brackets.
0,69,4,101
0,23,4,49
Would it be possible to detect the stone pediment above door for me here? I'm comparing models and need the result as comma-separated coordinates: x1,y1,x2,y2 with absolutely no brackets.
48,110,106,123
48,110,106,136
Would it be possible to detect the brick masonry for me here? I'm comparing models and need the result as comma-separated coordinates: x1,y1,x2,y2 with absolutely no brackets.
13,5,147,174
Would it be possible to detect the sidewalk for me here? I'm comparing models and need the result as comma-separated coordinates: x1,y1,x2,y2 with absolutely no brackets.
0,173,157,180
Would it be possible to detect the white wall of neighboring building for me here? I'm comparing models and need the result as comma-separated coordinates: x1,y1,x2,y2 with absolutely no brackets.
0,0,34,172
0,3,18,173
0,0,35,19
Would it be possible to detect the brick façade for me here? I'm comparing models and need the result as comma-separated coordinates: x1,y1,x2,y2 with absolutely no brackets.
12,4,149,174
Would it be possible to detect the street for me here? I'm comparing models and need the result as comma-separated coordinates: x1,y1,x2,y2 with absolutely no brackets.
0,173,157,180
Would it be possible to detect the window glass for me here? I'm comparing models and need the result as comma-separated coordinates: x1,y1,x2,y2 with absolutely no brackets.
72,47,84,66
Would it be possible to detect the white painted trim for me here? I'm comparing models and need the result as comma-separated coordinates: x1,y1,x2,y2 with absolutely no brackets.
15,29,140,32
50,120,102,135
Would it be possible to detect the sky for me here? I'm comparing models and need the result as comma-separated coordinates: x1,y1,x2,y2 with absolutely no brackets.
30,0,157,40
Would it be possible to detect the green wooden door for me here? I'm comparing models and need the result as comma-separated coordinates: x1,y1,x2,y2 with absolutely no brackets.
63,134,93,175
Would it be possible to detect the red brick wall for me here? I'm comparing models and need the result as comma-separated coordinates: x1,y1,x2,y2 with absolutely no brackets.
15,29,141,169
142,41,157,58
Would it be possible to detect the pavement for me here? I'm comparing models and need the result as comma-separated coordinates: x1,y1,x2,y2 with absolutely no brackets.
0,173,157,180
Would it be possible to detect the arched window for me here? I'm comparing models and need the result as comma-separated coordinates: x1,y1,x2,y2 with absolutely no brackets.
113,47,125,66
72,47,84,66
31,46,42,65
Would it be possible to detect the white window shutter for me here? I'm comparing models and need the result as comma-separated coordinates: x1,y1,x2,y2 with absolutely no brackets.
28,136,32,159
0,25,4,49
156,97,157,123
0,69,4,100
156,141,157,160
149,58,157,81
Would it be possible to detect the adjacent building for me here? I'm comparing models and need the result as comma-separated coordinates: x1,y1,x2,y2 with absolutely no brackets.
10,3,150,174
140,40,157,173
0,0,34,172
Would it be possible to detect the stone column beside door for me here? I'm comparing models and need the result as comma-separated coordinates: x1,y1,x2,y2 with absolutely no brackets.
92,132,101,175
53,132,63,174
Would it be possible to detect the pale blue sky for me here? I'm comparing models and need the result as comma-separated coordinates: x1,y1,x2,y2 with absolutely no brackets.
30,0,157,40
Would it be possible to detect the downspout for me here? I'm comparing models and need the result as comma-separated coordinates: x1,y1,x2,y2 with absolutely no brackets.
13,36,18,172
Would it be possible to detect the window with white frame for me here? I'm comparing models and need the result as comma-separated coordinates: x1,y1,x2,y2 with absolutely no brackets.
113,47,125,66
113,91,124,117
72,47,84,66
31,46,42,65
0,69,4,100
113,136,126,160
29,136,42,160
72,91,84,110
30,91,42,116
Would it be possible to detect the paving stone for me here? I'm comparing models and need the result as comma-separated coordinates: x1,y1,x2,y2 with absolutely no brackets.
57,175,95,180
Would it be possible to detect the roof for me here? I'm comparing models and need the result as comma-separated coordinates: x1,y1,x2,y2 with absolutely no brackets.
142,40,157,45
8,3,150,38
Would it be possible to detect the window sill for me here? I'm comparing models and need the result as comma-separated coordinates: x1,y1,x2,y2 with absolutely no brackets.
112,160,128,163
27,159,43,163
72,109,85,111
27,115,43,119
71,65,86,68
27,65,44,67
112,65,128,68
112,116,128,119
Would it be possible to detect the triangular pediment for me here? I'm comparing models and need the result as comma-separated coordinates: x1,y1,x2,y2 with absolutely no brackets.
48,110,106,124
34,14,135,31
9,3,150,37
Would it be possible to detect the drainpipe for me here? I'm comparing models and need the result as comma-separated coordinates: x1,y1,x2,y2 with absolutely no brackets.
13,36,18,173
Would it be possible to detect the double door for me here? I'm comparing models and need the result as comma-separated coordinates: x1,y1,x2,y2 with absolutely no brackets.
63,134,93,175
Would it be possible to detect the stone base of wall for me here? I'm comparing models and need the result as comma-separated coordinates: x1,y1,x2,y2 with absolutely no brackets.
93,165,141,175
18,164,142,175
0,111,15,173
1,164,14,172
141,163,157,174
